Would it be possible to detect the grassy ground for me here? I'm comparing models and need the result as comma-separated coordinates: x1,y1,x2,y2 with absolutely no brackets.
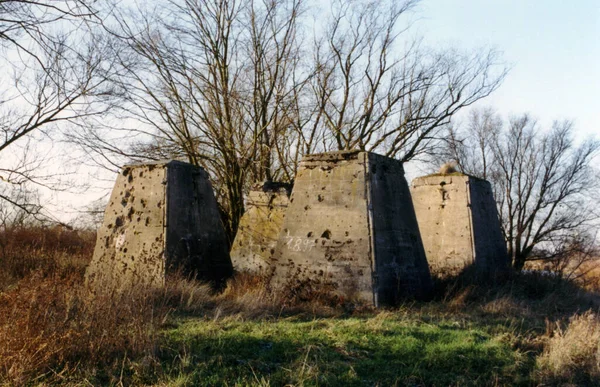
156,313,525,386
146,277,597,386
87,271,599,387
1,227,600,386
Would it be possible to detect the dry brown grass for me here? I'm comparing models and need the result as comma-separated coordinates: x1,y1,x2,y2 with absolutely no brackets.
577,259,600,291
537,311,600,385
214,272,277,318
0,271,219,385
0,226,94,291
0,227,350,385
1,226,599,385
0,226,220,385
208,272,355,320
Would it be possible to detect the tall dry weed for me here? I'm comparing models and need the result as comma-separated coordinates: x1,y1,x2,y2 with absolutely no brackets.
0,272,217,384
215,272,275,318
0,226,94,291
0,226,219,384
536,311,600,385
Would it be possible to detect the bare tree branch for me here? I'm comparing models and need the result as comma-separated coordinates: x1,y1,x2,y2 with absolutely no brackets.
437,107,600,272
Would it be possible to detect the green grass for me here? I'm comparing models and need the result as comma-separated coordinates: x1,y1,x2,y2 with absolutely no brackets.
2,236,596,387
154,311,529,386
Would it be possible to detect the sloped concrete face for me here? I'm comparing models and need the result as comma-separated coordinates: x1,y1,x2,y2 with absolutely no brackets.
270,151,433,306
86,161,232,292
468,178,510,273
367,153,434,304
230,182,292,274
410,174,509,277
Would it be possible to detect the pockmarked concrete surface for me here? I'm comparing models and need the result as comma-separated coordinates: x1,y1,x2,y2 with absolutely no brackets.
411,174,509,277
85,160,232,292
230,182,292,275
270,151,433,306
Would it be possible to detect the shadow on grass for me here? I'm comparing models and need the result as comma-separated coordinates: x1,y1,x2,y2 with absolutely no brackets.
151,268,600,386
73,269,600,386
155,316,528,386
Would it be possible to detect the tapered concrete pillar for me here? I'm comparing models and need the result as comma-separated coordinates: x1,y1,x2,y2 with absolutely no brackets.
410,173,509,277
230,182,292,274
86,160,233,292
270,151,433,306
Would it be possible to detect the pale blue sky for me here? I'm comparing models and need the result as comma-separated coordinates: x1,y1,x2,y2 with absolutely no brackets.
417,0,599,138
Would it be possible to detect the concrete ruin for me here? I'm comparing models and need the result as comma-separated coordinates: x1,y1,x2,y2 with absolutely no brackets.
85,160,233,292
269,150,433,306
410,173,509,277
230,182,292,274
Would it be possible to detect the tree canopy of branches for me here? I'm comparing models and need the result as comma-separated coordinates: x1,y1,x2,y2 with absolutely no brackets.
72,0,507,240
437,108,600,272
0,0,112,222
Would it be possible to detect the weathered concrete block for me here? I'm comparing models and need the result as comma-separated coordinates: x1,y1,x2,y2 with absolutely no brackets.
230,182,292,274
410,173,509,277
270,151,433,306
85,160,232,291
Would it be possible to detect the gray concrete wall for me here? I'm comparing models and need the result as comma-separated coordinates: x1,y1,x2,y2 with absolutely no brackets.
86,161,232,292
270,151,432,306
230,182,291,274
164,161,233,284
410,174,508,277
367,153,433,304
468,179,510,273
86,163,168,291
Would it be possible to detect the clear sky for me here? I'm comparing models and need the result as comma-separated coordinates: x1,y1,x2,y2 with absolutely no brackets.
416,0,599,139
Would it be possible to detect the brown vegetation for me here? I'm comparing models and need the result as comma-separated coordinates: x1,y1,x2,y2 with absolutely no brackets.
1,227,600,385
0,227,204,384
537,311,600,385
0,227,346,384
0,226,94,291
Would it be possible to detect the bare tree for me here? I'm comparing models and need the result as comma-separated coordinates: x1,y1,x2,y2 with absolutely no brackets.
72,0,507,240
0,0,113,222
72,0,306,239
306,0,507,161
437,107,502,180
439,108,600,271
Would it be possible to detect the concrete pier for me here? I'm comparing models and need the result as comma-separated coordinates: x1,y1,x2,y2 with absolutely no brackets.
270,151,433,306
411,173,509,277
85,160,232,291
230,182,292,274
